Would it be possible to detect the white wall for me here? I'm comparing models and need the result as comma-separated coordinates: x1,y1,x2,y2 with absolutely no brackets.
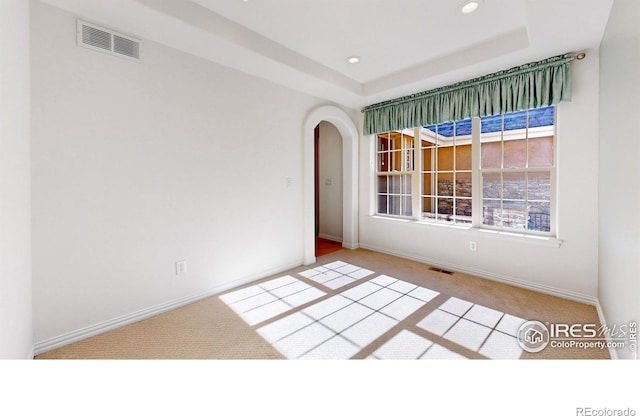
30,1,321,348
0,0,33,359
358,51,601,302
318,121,343,241
598,0,640,359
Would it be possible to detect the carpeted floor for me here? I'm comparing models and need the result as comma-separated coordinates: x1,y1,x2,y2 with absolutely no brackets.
35,248,610,359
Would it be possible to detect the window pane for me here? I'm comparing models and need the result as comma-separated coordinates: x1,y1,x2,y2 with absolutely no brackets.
403,148,413,171
422,197,435,219
456,172,472,197
454,119,473,137
436,121,455,138
528,172,551,201
403,175,412,194
482,200,501,227
422,147,433,171
437,146,454,171
503,172,526,200
528,136,554,168
438,197,454,219
503,110,527,131
422,173,433,196
377,195,388,215
482,172,501,199
377,134,389,151
481,114,503,134
456,198,473,220
390,175,401,193
528,106,554,129
377,175,388,194
438,173,454,197
390,132,403,151
423,125,437,137
504,139,526,169
481,141,501,169
455,144,472,170
501,201,527,230
389,195,401,216
402,196,412,216
391,150,402,171
378,151,390,172
528,202,551,232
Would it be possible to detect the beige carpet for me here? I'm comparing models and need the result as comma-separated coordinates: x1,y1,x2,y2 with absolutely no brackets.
36,248,610,359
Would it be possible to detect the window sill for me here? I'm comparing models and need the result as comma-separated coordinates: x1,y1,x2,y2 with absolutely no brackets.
370,215,562,248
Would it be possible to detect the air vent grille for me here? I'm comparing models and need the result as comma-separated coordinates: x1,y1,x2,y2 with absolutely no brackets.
113,35,140,60
428,267,454,275
82,25,111,51
77,20,142,62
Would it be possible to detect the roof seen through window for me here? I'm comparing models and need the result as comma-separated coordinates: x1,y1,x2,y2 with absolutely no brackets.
423,106,554,138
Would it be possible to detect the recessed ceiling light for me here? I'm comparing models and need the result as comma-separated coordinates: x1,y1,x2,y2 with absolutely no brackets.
460,1,480,14
347,56,360,64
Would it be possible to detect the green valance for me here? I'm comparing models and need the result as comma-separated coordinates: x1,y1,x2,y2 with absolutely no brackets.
363,53,573,135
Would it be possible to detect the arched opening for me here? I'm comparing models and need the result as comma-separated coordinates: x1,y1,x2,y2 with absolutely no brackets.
303,106,359,265
315,121,343,256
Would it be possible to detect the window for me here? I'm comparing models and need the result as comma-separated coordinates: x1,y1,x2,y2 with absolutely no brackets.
480,107,555,233
421,119,473,225
374,106,556,235
376,131,414,217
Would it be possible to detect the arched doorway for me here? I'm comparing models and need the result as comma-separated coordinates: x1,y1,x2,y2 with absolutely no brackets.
303,106,359,265
315,121,343,256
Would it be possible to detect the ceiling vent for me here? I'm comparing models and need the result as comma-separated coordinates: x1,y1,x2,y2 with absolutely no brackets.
77,20,142,62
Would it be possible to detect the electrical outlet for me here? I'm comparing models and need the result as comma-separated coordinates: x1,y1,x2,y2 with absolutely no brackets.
469,241,477,252
176,260,187,275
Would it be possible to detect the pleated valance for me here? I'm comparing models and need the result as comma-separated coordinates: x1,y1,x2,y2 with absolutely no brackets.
363,53,573,135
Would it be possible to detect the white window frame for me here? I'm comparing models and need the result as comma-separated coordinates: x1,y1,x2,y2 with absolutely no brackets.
475,109,557,236
373,107,557,237
375,130,415,218
419,122,473,226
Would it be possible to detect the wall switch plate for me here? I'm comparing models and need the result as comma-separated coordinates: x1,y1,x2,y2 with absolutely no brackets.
469,241,477,252
176,260,187,275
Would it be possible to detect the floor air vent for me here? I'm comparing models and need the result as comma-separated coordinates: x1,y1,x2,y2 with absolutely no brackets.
428,267,454,275
77,20,142,61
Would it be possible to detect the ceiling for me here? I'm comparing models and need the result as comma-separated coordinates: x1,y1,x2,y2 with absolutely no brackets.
40,0,614,109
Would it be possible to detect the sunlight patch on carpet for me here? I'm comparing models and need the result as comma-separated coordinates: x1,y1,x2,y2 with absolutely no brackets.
219,260,527,359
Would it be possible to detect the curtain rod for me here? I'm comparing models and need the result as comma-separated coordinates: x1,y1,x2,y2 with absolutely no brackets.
360,51,586,113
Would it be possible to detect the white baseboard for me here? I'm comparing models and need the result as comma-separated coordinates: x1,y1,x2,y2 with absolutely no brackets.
318,233,342,243
317,233,360,250
32,261,301,356
593,300,617,359
342,242,360,250
359,243,599,306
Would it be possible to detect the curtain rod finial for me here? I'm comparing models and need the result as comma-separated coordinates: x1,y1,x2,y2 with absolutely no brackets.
575,52,586,60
